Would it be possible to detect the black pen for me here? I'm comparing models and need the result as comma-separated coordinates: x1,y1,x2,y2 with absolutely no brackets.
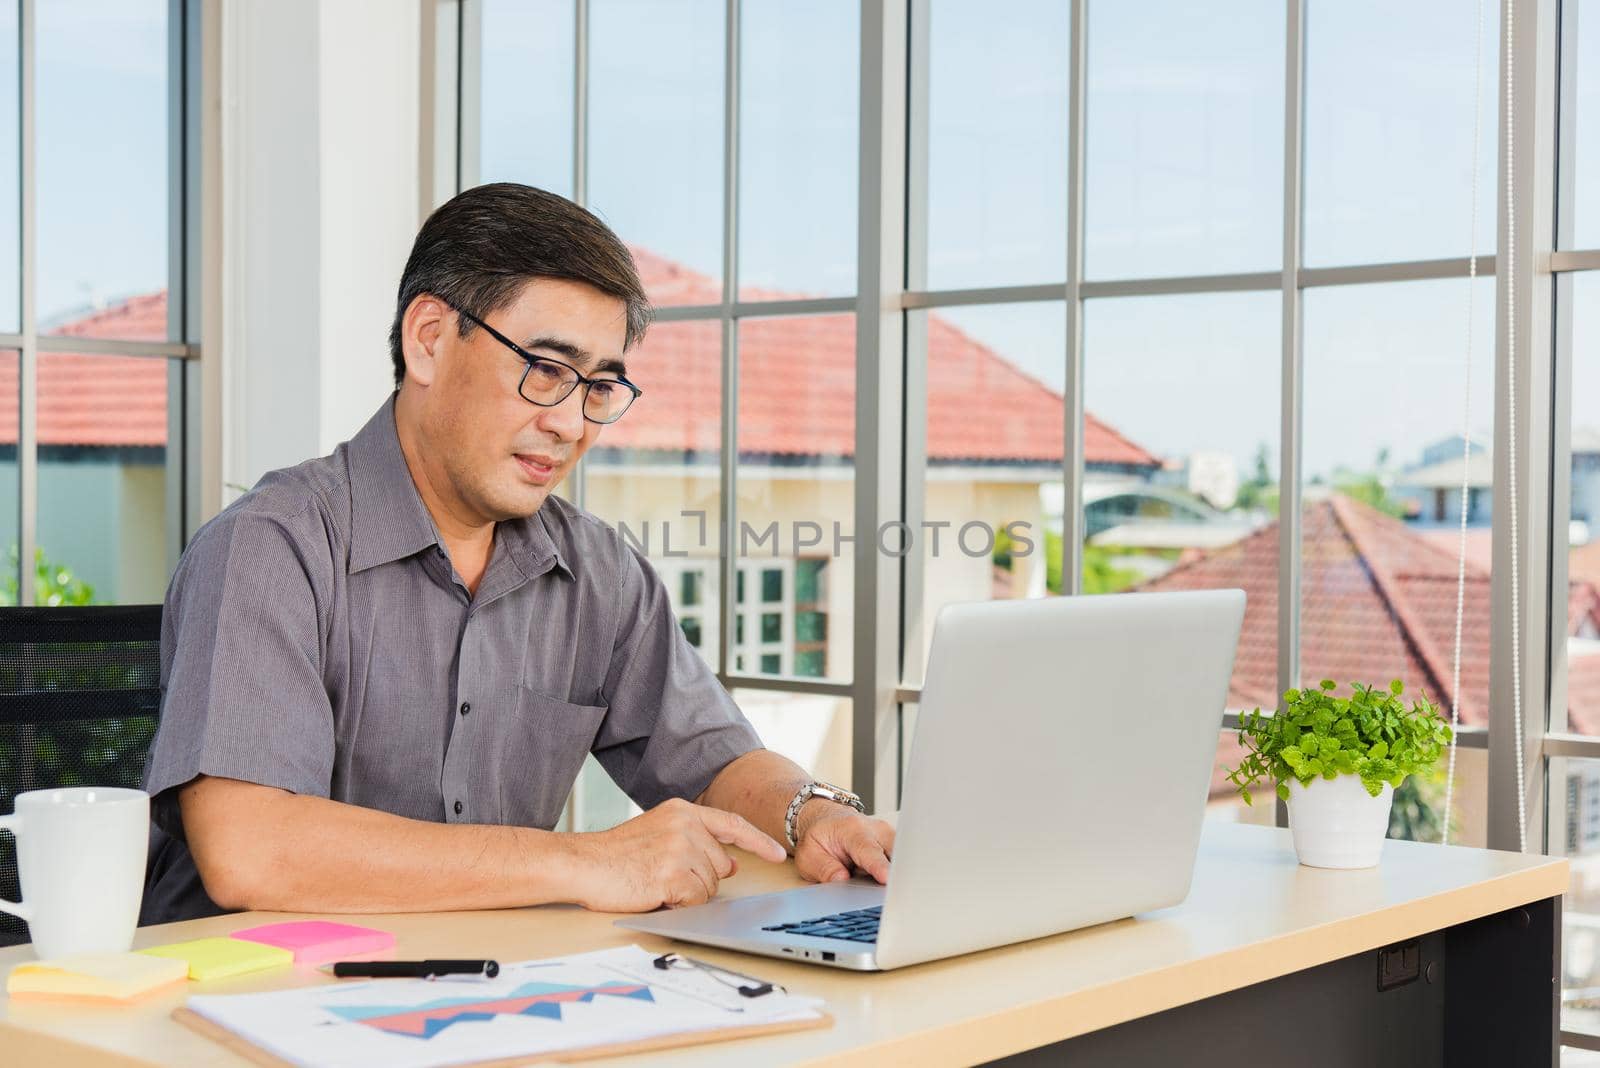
324,959,500,980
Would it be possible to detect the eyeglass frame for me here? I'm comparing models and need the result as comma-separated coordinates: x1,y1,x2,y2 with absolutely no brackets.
451,303,643,424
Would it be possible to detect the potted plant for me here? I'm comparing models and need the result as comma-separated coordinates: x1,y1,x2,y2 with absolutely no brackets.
1225,680,1453,869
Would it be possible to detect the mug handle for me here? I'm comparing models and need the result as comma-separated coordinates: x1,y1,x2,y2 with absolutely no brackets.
0,813,33,923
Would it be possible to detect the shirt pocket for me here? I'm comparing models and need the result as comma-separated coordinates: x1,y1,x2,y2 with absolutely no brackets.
495,686,608,828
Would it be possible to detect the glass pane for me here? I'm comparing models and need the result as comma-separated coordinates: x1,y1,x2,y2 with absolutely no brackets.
1572,0,1600,250
38,0,170,339
1569,273,1600,735
735,315,854,682
924,0,1069,289
1554,758,1600,1040
478,0,575,196
0,351,16,601
589,0,723,306
1303,0,1498,267
566,754,639,833
1083,294,1279,797
36,353,173,604
585,319,722,672
734,689,853,790
1300,277,1495,846
911,302,1064,678
0,5,17,332
1084,0,1284,279
738,0,856,299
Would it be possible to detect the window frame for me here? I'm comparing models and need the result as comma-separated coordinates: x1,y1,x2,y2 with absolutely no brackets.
444,3,1596,986
1,0,202,605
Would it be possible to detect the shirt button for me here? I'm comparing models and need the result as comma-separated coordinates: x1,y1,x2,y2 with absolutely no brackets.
454,800,463,815
459,702,471,716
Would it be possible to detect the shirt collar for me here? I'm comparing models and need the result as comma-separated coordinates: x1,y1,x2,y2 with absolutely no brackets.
346,395,573,581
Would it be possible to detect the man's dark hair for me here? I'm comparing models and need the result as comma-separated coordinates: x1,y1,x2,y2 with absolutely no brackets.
388,183,652,388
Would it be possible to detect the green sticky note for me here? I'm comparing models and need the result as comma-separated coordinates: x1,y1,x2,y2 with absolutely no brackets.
137,936,294,981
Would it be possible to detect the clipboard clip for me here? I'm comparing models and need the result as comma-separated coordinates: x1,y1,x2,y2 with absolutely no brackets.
651,952,782,998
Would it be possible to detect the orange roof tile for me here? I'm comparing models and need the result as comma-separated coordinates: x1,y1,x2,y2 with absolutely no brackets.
0,292,171,448
1137,494,1600,794
605,247,1159,467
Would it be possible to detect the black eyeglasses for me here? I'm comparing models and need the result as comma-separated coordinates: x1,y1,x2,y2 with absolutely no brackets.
453,305,642,425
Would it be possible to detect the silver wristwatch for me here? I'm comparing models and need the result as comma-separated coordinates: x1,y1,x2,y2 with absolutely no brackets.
784,781,865,851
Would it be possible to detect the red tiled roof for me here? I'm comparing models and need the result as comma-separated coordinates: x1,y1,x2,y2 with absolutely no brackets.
2,266,1158,468
0,292,170,448
602,247,1160,467
51,291,169,342
1137,494,1600,793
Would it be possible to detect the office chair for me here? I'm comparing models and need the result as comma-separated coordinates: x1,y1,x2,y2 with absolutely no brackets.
0,605,163,946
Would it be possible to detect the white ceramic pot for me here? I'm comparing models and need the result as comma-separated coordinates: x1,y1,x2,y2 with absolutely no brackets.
1285,776,1395,869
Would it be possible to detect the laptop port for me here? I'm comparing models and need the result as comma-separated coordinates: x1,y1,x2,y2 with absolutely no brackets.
822,952,836,962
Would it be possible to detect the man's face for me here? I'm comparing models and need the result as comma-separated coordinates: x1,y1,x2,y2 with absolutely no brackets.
409,277,630,523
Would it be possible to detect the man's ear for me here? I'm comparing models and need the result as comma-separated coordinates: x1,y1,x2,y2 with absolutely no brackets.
400,296,449,388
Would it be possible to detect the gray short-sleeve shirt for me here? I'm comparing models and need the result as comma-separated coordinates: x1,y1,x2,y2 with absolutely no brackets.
139,396,762,924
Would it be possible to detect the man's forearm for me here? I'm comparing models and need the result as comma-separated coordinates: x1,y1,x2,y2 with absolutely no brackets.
696,749,818,854
181,776,581,914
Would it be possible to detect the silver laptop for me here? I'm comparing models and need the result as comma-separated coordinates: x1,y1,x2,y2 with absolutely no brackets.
617,588,1246,971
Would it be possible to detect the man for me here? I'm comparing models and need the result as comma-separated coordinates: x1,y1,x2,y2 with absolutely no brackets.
139,183,894,924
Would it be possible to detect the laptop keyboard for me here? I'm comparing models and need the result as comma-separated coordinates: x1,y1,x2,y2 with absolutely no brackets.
761,905,881,943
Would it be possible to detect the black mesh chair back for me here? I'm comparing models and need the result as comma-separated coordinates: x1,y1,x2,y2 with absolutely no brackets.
0,605,162,944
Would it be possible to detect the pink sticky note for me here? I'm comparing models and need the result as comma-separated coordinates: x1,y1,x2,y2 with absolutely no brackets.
229,921,395,966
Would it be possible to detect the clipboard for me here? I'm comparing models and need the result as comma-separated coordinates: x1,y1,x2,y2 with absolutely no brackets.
172,1004,834,1066
169,946,834,1066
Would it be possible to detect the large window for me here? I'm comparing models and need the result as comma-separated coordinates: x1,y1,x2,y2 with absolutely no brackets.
463,14,1600,1046
0,0,199,607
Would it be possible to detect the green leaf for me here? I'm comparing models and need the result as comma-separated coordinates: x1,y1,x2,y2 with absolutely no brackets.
1368,740,1388,760
1390,679,1404,696
1276,781,1290,801
1320,679,1337,691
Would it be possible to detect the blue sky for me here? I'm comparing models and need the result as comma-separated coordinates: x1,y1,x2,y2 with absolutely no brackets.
1,0,169,333
478,0,1508,482
5,1,1586,485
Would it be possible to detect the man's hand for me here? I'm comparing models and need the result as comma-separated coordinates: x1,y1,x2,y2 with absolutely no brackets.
565,798,787,912
792,801,895,886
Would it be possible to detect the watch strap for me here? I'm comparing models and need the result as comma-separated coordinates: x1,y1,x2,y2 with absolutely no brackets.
783,781,865,852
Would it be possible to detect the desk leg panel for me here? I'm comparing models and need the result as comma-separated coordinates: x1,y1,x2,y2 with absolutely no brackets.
989,897,1559,1068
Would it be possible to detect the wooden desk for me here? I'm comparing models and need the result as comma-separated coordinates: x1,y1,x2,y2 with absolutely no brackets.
0,822,1569,1067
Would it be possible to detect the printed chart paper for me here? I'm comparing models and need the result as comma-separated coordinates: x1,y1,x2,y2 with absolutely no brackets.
183,945,822,1068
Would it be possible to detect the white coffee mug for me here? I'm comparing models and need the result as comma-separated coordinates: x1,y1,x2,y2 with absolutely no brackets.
0,787,150,959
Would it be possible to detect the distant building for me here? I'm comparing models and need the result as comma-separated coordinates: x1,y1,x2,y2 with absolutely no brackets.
1574,428,1600,536
1393,449,1493,525
1396,432,1600,535
1161,450,1240,511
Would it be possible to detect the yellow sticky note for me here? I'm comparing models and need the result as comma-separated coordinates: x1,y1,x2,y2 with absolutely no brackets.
137,937,294,982
7,953,188,1002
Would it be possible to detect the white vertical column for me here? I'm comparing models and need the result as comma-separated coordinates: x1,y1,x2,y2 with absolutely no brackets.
209,0,422,509
317,0,421,451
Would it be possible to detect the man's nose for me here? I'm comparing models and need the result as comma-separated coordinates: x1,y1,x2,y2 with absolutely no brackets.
539,386,587,442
